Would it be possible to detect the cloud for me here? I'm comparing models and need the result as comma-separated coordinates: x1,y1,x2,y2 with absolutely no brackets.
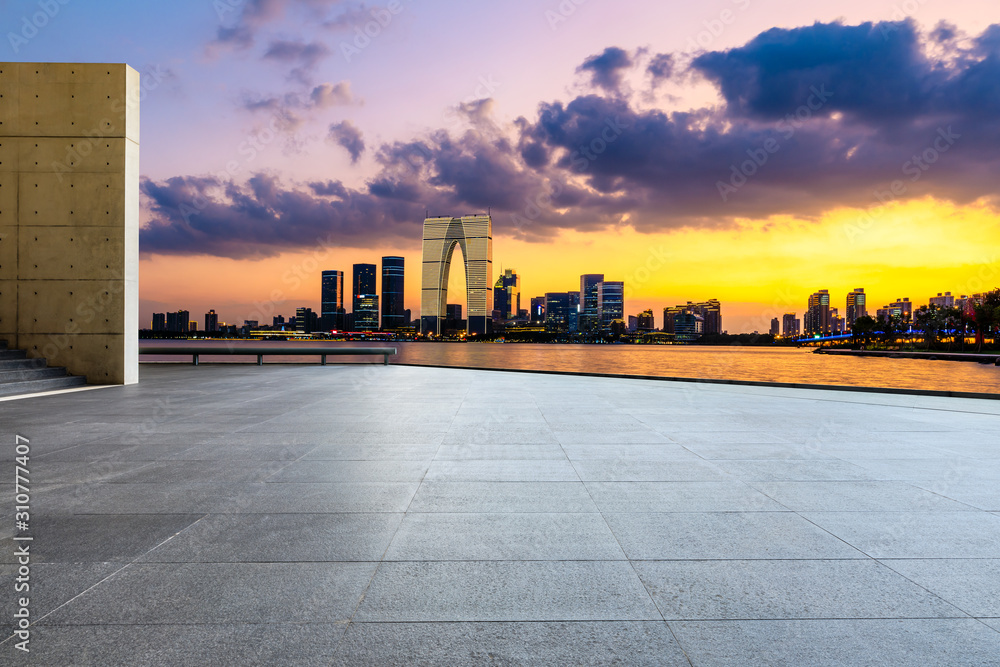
646,52,674,86
576,47,633,92
310,81,355,107
211,0,346,50
328,120,366,162
263,39,331,83
146,21,1000,259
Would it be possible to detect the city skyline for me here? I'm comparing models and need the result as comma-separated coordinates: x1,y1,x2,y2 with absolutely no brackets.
18,2,994,331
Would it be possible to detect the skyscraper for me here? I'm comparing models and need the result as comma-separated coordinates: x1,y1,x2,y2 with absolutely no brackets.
381,257,405,330
770,318,780,336
846,288,867,327
296,307,317,334
151,313,165,331
166,310,190,333
493,269,521,320
353,263,377,328
637,310,655,332
321,270,345,330
782,313,800,337
354,296,379,331
805,290,831,335
544,292,571,332
530,297,546,324
579,274,604,334
205,310,219,333
597,281,625,330
420,215,493,335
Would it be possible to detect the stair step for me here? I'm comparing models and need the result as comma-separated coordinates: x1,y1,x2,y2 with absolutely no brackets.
0,367,68,383
0,375,88,397
0,349,28,360
0,358,47,370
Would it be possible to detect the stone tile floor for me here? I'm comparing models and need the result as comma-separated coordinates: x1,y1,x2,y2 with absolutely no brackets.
1,363,999,665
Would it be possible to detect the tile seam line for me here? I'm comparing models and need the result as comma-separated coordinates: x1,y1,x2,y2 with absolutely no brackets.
390,363,1000,405
328,376,467,659
0,512,212,647
545,411,695,667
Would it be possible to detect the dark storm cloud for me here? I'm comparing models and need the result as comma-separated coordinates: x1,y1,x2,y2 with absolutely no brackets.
646,53,674,85
576,47,633,92
328,120,366,162
144,20,1000,258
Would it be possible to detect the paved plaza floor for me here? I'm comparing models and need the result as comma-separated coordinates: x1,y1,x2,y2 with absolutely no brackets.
2,363,1000,665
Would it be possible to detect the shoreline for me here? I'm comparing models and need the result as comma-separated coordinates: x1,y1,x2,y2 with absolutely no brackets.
816,348,1000,365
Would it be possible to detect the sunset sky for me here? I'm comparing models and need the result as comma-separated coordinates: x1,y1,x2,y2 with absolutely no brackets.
7,0,1000,331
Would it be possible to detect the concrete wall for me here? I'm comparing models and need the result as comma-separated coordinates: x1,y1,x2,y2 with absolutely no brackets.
0,63,139,384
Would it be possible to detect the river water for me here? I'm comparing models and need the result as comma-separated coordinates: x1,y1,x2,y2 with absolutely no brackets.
140,341,1000,395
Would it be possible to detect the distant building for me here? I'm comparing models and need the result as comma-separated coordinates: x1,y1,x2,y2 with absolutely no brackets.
637,309,655,332
530,297,546,324
597,281,624,329
782,313,800,337
188,321,198,333
831,308,845,335
567,291,580,333
295,307,318,334
805,290,831,336
444,304,464,334
381,257,405,331
662,300,722,336
321,270,345,330
579,274,604,334
673,312,704,342
628,315,638,333
545,292,571,332
877,297,913,323
205,309,219,333
273,315,285,329
353,262,376,321
846,288,867,328
151,313,166,331
167,310,190,333
354,296,379,331
493,269,521,321
770,317,780,336
929,292,955,308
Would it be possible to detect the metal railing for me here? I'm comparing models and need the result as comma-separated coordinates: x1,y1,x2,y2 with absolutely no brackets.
139,346,397,366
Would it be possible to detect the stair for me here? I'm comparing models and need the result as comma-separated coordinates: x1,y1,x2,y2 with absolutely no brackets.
0,340,88,397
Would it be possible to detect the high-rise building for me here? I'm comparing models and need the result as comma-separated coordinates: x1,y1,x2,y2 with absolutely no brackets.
637,309,655,332
662,300,722,335
846,288,867,328
770,318,780,336
188,321,198,333
877,297,913,322
929,292,955,308
805,290,831,336
205,310,219,333
354,296,379,331
567,291,580,333
493,269,521,321
530,297,546,324
352,263,378,330
420,215,493,335
674,312,704,341
597,281,624,329
782,313,800,337
544,292,571,332
166,310,190,333
381,257,405,331
151,313,166,331
295,307,317,334
579,274,604,333
321,270,345,330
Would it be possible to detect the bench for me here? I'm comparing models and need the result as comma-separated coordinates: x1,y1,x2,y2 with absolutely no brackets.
139,345,397,366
